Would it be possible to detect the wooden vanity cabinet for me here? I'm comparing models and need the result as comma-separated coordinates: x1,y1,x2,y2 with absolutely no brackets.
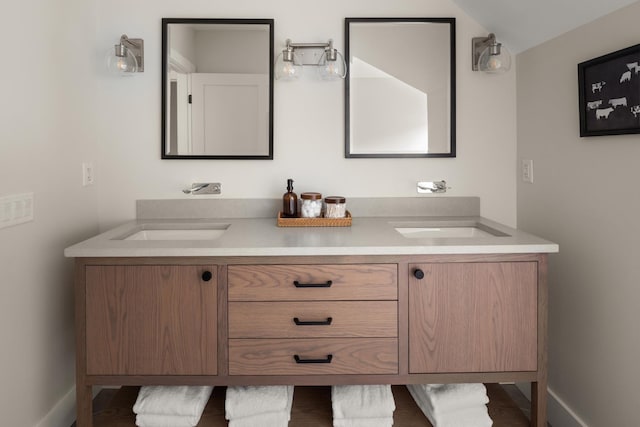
84,264,218,376
75,254,547,427
408,261,538,373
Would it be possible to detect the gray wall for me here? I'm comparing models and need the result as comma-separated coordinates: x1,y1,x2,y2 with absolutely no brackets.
517,2,640,425
0,0,100,425
194,28,269,74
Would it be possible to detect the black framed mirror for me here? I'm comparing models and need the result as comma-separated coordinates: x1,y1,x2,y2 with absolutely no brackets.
162,18,274,159
345,18,456,158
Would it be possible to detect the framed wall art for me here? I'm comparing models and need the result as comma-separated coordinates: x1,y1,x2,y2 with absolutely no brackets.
578,43,640,137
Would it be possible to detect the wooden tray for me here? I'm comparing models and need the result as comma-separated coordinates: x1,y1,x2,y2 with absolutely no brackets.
277,211,352,227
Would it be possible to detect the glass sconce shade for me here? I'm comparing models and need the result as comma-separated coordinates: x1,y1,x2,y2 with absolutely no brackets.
478,43,511,73
106,44,138,75
275,51,303,80
106,35,144,76
318,49,346,80
472,33,511,73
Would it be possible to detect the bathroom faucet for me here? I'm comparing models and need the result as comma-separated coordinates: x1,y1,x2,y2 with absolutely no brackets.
182,183,221,195
417,181,448,193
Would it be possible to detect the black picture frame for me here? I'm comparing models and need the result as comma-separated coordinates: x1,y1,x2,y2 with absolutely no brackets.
578,43,640,137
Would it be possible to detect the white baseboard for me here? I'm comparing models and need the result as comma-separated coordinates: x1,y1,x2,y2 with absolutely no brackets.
35,386,76,427
35,386,101,427
516,383,589,427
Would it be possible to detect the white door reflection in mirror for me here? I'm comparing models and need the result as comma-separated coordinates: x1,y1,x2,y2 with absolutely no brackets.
190,73,269,156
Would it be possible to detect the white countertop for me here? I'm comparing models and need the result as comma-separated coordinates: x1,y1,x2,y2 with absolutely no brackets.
64,216,558,258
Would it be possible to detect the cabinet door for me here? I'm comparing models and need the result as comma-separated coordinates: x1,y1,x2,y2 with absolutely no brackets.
409,262,537,373
85,265,217,375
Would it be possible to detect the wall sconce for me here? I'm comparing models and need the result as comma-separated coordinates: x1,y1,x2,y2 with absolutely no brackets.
106,34,144,75
274,39,346,81
472,33,511,73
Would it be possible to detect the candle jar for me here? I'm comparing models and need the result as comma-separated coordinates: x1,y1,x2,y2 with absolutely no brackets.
300,192,323,218
324,196,347,218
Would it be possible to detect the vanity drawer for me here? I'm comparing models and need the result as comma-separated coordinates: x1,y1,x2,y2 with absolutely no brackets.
228,264,397,301
229,338,398,375
229,301,397,338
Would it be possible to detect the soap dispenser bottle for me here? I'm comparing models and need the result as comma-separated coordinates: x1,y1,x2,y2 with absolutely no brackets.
282,179,298,218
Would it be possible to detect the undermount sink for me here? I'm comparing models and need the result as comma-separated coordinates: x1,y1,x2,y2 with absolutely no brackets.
119,223,230,241
393,222,509,239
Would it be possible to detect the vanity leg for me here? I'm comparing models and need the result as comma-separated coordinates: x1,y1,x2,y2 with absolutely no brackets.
531,380,547,427
76,384,93,427
75,261,92,426
533,255,549,427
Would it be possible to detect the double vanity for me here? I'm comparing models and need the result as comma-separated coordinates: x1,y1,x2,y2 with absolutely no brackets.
65,198,558,427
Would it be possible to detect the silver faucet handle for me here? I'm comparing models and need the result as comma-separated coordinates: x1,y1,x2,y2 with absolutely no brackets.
182,183,221,195
417,181,448,193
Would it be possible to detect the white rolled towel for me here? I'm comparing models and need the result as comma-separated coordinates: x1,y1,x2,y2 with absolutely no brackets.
228,411,290,427
225,385,294,420
333,416,394,427
133,385,213,423
408,383,488,415
135,413,197,427
331,385,396,419
407,385,492,427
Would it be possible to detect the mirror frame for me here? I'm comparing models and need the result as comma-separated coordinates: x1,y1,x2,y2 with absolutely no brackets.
344,17,456,158
161,18,274,160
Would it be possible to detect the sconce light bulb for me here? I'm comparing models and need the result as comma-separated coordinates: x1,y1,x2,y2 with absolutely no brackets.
283,62,296,76
478,44,511,73
486,56,502,71
325,62,338,75
106,45,138,75
116,56,130,71
318,51,346,80
275,52,302,80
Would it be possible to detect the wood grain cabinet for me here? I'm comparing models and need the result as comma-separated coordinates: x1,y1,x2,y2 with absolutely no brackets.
408,262,538,374
84,265,218,375
228,264,399,376
75,255,548,427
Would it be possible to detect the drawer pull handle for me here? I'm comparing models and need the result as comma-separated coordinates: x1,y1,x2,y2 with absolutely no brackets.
413,269,425,280
293,280,333,288
293,317,333,326
201,271,213,282
293,354,333,364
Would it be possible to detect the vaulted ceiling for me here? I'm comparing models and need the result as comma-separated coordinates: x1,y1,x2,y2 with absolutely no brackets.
451,0,639,53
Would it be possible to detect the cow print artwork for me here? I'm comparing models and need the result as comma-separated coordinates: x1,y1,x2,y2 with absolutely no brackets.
578,43,640,136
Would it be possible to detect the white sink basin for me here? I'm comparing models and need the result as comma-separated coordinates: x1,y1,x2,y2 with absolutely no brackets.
120,223,230,241
395,227,494,238
392,221,509,239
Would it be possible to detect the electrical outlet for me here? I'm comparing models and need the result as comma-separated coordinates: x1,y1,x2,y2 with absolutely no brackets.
522,159,534,183
82,162,94,186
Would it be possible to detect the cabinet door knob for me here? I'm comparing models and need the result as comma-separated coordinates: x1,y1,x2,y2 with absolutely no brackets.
201,271,213,282
413,269,425,280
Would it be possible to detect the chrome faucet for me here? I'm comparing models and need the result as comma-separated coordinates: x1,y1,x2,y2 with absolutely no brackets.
417,181,448,193
182,183,221,195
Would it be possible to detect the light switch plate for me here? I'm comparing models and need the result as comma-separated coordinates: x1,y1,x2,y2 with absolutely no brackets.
0,193,34,229
82,162,94,186
522,159,534,183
